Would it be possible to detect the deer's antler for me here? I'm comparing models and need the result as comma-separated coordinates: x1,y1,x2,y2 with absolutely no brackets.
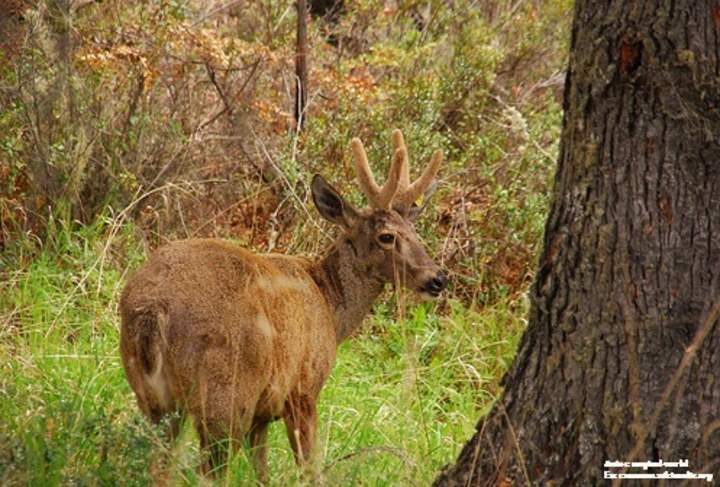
351,129,443,210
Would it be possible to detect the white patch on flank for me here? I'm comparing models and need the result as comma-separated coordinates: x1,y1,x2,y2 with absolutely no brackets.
256,275,311,294
273,275,311,292
256,311,275,338
256,276,273,290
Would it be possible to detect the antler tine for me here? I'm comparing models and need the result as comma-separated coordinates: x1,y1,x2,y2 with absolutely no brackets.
351,137,382,206
352,136,405,209
376,147,405,208
391,129,411,190
395,149,444,207
351,131,440,209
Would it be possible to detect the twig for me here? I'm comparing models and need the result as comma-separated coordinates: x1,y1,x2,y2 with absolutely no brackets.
205,63,233,116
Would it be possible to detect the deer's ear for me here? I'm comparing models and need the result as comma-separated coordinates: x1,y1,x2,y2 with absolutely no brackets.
311,174,358,231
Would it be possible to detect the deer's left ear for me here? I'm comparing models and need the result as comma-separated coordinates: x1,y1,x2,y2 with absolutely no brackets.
311,174,359,231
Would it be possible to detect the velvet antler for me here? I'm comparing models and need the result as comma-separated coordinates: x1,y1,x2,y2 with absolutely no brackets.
351,129,443,210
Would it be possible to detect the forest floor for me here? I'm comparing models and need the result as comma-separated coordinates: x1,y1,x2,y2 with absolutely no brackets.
1,1,570,485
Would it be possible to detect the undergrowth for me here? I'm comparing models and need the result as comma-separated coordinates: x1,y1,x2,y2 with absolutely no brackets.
0,0,570,485
0,221,526,486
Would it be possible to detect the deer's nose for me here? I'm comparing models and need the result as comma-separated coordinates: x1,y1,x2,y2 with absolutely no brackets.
423,271,447,296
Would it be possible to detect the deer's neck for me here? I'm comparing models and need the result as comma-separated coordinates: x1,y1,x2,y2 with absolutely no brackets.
311,237,385,343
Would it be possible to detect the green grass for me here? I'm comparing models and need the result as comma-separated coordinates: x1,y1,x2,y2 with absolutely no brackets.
0,223,527,486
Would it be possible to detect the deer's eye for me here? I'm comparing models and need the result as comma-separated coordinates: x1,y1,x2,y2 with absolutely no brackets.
377,233,395,246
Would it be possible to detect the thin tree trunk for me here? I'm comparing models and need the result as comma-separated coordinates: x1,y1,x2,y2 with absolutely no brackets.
295,0,308,130
435,1,720,484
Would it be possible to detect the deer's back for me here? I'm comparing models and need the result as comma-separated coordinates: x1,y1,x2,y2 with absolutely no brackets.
120,239,337,422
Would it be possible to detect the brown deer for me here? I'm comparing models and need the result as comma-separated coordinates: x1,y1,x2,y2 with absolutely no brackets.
119,130,447,480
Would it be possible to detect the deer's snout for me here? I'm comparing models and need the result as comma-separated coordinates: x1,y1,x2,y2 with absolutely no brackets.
421,270,447,297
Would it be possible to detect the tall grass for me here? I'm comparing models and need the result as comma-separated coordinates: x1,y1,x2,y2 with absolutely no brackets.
0,221,526,485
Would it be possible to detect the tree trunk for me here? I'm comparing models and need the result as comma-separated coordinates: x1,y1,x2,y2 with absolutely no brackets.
435,1,720,485
295,0,308,130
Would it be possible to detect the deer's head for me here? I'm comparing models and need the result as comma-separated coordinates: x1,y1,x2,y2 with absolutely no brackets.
312,130,447,298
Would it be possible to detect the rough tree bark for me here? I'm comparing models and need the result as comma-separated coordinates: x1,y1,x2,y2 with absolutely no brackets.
435,1,720,485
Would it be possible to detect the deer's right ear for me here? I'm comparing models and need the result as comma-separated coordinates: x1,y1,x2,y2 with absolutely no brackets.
311,174,358,231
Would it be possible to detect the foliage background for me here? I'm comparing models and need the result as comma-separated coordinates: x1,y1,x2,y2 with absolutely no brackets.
0,0,570,484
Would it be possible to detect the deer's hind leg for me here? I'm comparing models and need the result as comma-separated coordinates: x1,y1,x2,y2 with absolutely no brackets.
194,385,256,477
283,395,317,467
197,418,248,476
249,418,270,482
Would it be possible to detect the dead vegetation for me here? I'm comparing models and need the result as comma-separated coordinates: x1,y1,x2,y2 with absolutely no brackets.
1,0,571,305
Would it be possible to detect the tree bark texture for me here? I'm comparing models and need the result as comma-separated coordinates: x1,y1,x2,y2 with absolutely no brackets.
435,1,720,485
295,0,308,130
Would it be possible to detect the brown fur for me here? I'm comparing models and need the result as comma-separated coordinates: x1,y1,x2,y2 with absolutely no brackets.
120,134,445,480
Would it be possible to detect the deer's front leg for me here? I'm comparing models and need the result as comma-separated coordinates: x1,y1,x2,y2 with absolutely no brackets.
283,395,317,467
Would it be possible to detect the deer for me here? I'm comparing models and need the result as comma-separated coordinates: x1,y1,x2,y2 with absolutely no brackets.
119,129,447,481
